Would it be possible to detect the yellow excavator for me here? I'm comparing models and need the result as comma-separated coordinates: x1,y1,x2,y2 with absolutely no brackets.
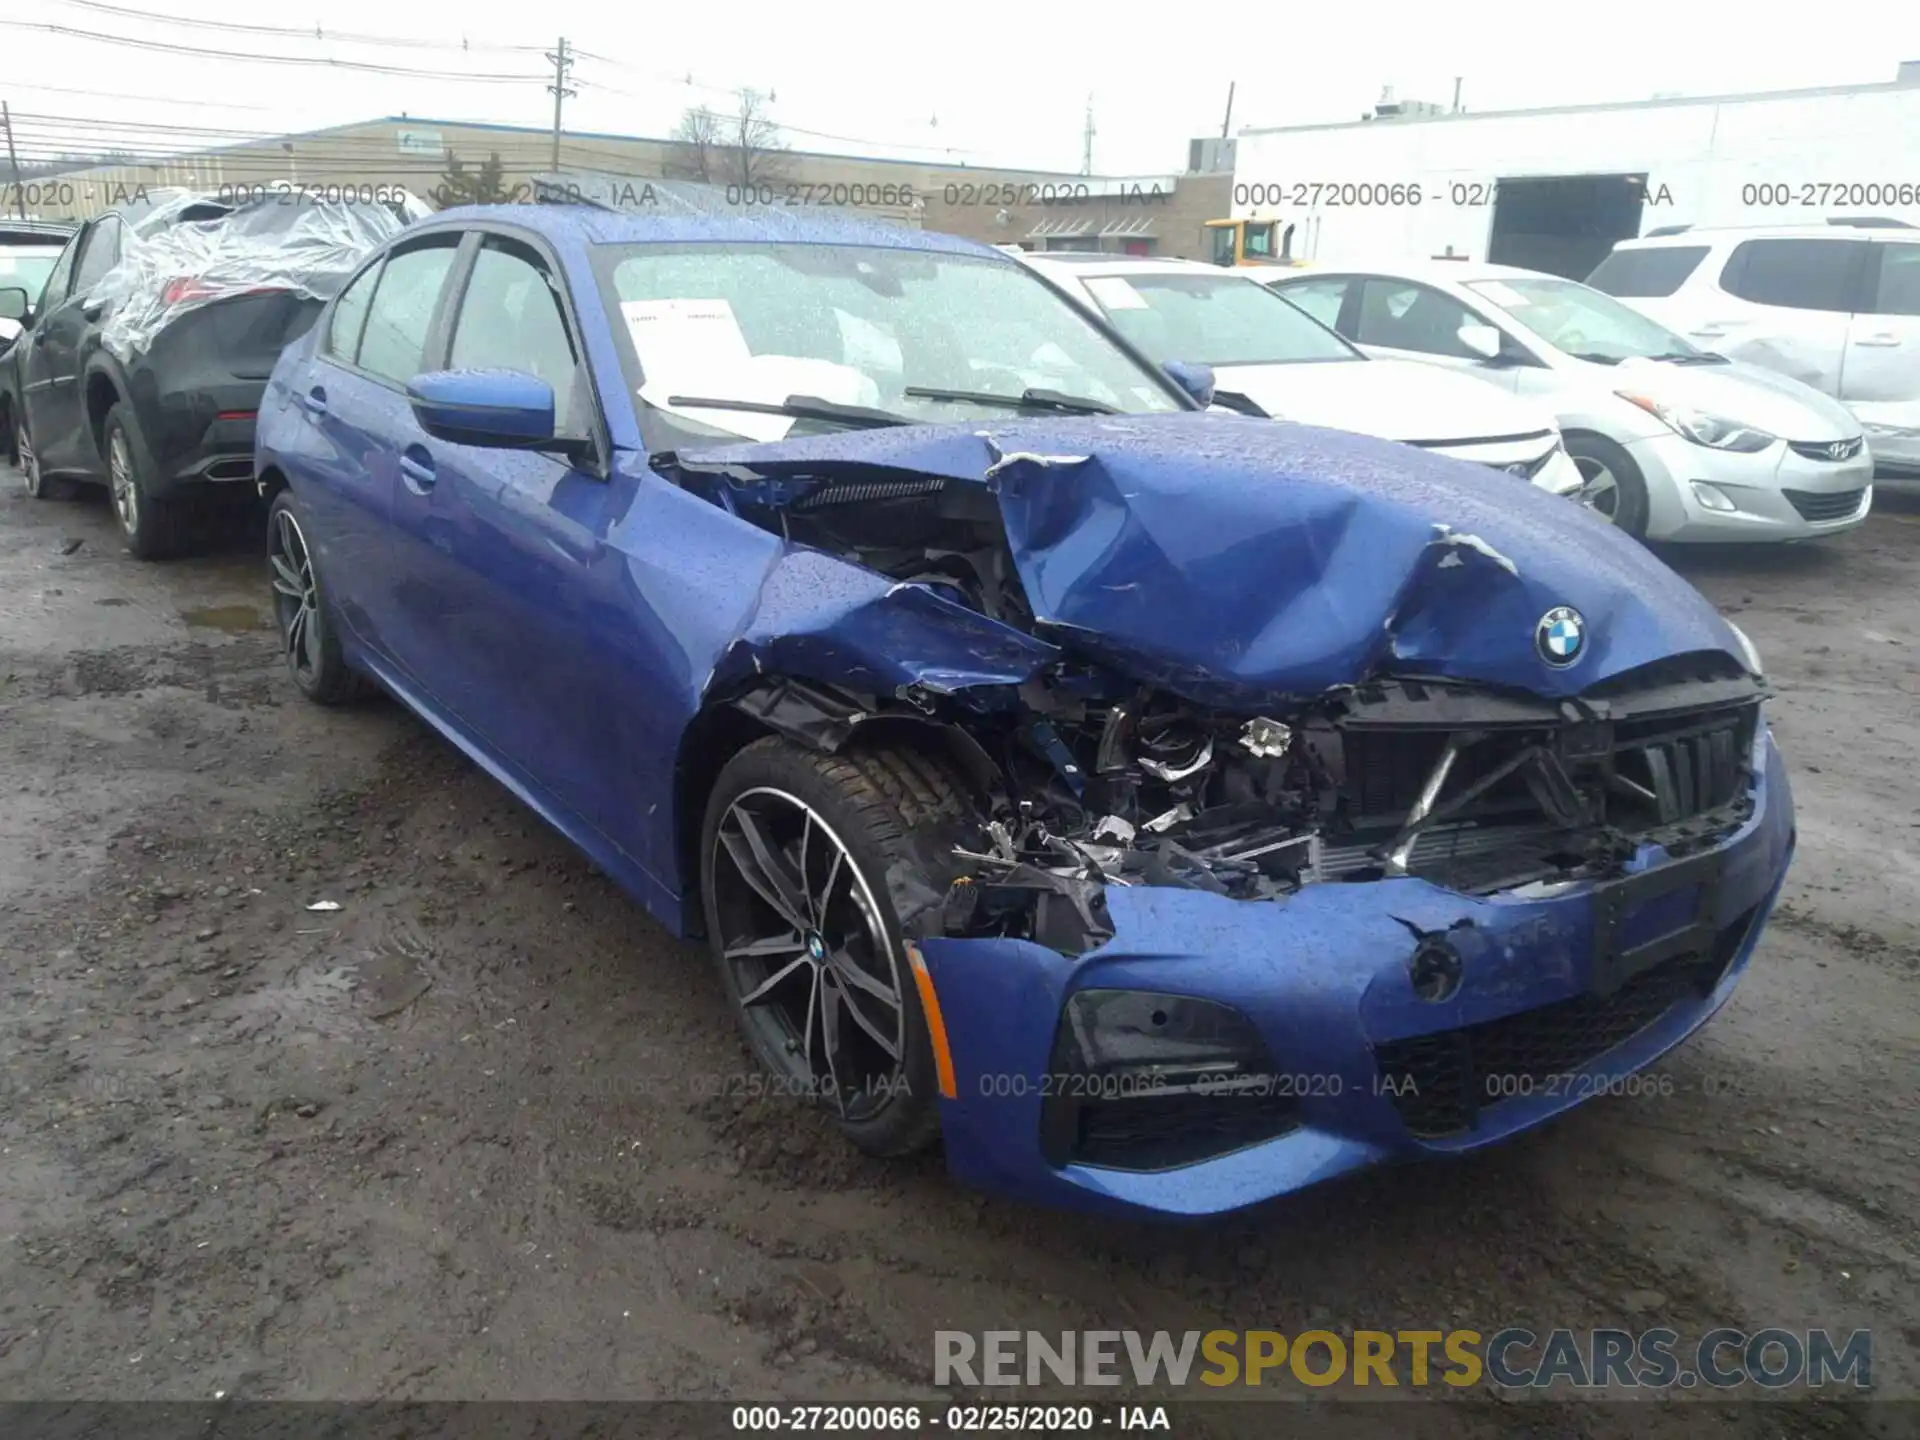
1205,217,1313,268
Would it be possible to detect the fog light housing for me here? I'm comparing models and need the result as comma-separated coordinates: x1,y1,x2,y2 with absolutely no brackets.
1690,480,1738,513
1039,990,1301,1171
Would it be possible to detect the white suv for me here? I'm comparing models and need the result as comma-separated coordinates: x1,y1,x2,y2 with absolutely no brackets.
1589,225,1920,474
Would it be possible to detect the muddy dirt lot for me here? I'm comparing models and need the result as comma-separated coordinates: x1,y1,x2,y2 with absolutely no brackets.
0,470,1915,1439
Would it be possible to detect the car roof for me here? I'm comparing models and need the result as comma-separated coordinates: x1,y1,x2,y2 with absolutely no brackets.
1021,253,1238,279
1264,257,1548,287
0,220,77,246
427,201,1008,259
1614,223,1920,248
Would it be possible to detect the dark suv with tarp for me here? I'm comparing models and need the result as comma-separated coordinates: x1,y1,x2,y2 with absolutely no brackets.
1,189,424,556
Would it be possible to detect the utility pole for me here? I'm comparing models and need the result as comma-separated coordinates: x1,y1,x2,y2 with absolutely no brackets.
1080,94,1095,176
546,37,575,172
1220,82,1236,139
2,103,27,220
1452,77,1463,114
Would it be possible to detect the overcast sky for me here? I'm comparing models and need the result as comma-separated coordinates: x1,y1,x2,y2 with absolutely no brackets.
6,0,1918,177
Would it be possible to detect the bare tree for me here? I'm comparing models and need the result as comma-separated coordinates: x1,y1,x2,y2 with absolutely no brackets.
665,92,791,189
664,106,723,184
727,88,791,189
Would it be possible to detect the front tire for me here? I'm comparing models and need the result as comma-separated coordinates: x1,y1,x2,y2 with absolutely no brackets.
701,738,968,1159
16,412,67,501
1564,431,1651,538
104,401,187,558
267,488,364,705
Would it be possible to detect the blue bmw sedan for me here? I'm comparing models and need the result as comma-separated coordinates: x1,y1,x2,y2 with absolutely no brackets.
255,202,1794,1219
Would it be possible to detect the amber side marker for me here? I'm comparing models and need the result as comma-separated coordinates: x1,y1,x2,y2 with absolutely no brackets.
906,942,958,1100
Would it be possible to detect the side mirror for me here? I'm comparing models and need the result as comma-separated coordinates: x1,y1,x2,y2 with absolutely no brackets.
407,368,557,449
0,286,30,325
1457,323,1504,362
1162,359,1216,408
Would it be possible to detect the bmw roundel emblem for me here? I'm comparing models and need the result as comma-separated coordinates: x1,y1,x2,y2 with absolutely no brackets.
1535,606,1587,667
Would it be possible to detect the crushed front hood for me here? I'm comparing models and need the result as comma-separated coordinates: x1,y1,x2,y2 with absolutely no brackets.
672,413,1743,706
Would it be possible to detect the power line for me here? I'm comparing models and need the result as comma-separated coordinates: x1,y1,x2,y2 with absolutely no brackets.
0,20,546,81
41,0,549,53
7,17,1003,164
10,106,998,171
0,79,277,111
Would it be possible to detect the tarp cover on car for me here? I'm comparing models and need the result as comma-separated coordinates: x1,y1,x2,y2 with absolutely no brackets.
87,188,422,360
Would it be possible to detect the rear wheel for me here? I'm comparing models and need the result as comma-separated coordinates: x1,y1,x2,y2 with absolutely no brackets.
1564,431,1651,538
701,738,966,1158
267,488,364,705
104,402,188,558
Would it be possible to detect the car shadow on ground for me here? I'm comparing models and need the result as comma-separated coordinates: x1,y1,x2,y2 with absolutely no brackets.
49,480,268,561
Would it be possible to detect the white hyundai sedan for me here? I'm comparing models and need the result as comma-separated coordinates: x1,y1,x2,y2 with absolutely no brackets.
1018,253,1585,500
1266,260,1872,543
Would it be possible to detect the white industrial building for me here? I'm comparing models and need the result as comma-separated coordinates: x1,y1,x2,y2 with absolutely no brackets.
1232,64,1920,279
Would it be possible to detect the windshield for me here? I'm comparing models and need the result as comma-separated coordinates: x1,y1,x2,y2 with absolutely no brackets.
1464,275,1700,364
1082,271,1359,366
0,246,62,300
598,242,1184,441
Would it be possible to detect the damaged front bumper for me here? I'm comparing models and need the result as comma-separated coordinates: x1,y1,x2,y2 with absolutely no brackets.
914,730,1793,1220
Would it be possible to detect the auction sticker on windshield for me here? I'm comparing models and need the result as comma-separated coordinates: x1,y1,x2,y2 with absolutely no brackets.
620,297,753,373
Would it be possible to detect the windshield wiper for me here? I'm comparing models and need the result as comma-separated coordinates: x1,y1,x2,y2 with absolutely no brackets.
902,385,1120,416
1647,351,1727,365
662,393,910,430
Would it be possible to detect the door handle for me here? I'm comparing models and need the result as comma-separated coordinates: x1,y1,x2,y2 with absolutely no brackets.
297,385,327,415
1853,333,1902,348
399,446,437,493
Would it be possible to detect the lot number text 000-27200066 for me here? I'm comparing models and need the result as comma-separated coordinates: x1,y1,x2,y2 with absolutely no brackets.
1231,180,1679,208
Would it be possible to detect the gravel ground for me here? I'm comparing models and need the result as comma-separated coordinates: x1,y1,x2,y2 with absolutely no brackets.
0,470,1915,1439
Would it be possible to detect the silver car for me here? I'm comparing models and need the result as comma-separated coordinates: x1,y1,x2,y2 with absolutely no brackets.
1270,261,1872,542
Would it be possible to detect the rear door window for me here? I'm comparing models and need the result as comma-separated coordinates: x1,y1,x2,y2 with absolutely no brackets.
1353,279,1483,358
1865,242,1920,317
356,239,460,386
70,217,123,297
1585,245,1709,298
324,260,382,363
1719,239,1864,312
36,233,80,310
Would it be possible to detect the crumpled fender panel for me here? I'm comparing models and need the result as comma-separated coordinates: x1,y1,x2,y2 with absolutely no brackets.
673,413,1745,706
708,546,1058,701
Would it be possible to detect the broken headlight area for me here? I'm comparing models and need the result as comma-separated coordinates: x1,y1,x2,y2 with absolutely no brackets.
1038,990,1303,1171
934,666,1763,955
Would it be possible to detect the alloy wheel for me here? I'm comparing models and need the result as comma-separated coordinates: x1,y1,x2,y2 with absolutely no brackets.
269,506,321,685
108,429,139,535
1573,455,1621,522
17,423,39,496
710,787,908,1118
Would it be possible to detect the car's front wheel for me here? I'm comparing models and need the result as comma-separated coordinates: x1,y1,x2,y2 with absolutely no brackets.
104,402,187,558
701,738,964,1158
1564,431,1651,538
267,488,364,705
15,412,65,501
